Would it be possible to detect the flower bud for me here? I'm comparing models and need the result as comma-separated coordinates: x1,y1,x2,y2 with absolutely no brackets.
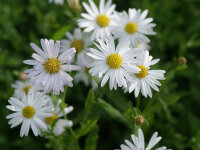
134,115,144,125
68,0,82,12
178,57,187,65
18,73,27,81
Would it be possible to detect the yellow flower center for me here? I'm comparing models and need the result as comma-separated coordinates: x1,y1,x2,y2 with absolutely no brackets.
135,65,148,78
106,53,123,69
70,40,84,53
44,58,61,74
23,85,31,95
96,14,110,27
125,22,138,34
84,67,90,73
22,106,35,119
45,113,57,125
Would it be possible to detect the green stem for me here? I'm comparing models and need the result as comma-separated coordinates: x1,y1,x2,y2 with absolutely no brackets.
136,94,140,108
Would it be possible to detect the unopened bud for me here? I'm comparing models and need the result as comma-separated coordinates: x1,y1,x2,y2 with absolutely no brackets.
134,115,144,125
18,73,27,81
178,57,187,65
68,0,82,12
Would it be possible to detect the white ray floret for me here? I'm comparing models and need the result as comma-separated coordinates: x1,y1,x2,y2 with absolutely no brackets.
49,0,64,5
6,90,54,137
45,99,73,135
24,39,81,95
112,8,156,47
78,0,116,41
12,78,43,99
87,36,140,90
117,128,168,150
125,50,166,98
61,28,92,55
74,53,98,89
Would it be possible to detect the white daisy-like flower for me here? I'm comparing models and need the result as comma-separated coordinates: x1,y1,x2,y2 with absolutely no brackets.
125,50,166,98
6,90,54,137
49,0,64,5
24,39,81,95
61,28,92,56
74,53,98,89
12,78,43,99
45,99,73,135
78,0,116,41
112,8,156,47
117,128,168,150
87,36,140,90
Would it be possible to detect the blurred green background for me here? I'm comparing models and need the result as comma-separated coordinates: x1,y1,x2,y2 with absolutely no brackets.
0,0,200,149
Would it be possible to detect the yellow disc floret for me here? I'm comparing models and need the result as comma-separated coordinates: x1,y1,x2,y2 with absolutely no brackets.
22,106,35,119
44,58,61,74
125,22,138,34
106,53,123,69
96,14,110,27
45,113,57,125
135,65,148,78
84,67,90,73
24,85,31,95
70,40,84,53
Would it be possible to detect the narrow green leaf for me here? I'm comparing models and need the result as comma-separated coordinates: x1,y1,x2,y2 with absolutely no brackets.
84,126,99,150
96,98,128,125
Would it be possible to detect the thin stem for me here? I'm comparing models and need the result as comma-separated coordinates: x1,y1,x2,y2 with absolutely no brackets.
136,94,140,108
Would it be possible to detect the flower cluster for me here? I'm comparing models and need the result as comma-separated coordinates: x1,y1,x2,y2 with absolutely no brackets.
6,0,170,149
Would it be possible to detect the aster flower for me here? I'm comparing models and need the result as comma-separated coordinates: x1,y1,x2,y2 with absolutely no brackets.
125,50,166,98
78,0,116,41
117,128,168,150
12,78,43,99
49,0,64,5
87,36,140,90
45,99,73,135
112,8,156,47
61,28,92,56
74,53,98,89
24,39,81,95
6,90,54,137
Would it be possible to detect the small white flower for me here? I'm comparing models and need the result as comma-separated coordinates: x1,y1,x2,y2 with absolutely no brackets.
87,36,140,90
6,90,54,137
125,51,166,98
45,99,73,135
49,0,64,5
117,128,168,150
112,8,156,47
74,53,98,89
61,28,92,56
24,39,81,95
12,78,43,99
78,0,116,41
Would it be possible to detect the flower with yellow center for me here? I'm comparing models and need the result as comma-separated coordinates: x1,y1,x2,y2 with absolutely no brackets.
6,90,54,137
45,113,57,125
87,36,140,90
125,22,138,34
96,14,110,27
78,0,116,40
112,8,156,47
12,78,43,99
23,85,31,94
70,40,84,53
44,58,61,74
106,53,123,69
135,65,148,78
61,28,92,56
125,51,166,98
22,106,35,119
24,39,81,95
